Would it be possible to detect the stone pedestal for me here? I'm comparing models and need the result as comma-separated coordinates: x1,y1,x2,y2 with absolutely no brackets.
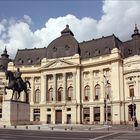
0,100,30,125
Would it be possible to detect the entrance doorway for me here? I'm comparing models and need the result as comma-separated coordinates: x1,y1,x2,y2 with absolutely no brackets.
47,114,51,124
55,110,62,124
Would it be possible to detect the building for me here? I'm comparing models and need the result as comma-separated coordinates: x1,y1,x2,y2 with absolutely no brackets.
0,24,140,124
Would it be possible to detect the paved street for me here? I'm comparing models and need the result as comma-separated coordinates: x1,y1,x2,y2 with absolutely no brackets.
0,129,121,140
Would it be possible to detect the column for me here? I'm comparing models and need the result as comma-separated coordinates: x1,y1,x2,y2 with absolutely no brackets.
90,71,93,101
90,106,93,124
73,72,76,101
100,105,105,124
76,68,81,103
41,74,47,104
63,73,66,102
135,76,139,98
100,70,104,101
53,74,56,101
30,77,34,104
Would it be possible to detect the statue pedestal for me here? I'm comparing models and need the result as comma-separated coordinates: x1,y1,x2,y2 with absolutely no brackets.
1,100,30,125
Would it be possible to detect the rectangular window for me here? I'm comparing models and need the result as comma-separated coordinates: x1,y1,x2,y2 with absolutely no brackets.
94,107,100,122
83,107,90,124
33,108,40,122
104,106,111,122
129,85,134,97
47,108,51,112
67,108,71,111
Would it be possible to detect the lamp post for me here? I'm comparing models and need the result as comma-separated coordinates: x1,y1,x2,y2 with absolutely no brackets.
104,75,108,126
131,95,136,131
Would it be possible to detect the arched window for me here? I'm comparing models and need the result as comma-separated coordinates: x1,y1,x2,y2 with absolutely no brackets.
48,88,53,102
84,85,90,101
95,84,100,100
67,86,73,101
34,89,40,103
106,84,111,99
57,87,63,101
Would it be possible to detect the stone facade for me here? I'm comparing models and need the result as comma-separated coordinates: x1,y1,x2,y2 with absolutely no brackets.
0,25,140,125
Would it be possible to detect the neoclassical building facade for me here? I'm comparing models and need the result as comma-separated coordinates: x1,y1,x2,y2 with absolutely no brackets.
0,24,140,124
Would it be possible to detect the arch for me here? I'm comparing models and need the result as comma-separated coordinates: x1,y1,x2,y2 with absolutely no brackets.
67,86,73,101
84,85,90,101
57,87,63,101
34,89,41,103
95,84,100,100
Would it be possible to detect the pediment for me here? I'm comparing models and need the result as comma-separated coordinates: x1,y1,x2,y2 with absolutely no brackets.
42,59,77,69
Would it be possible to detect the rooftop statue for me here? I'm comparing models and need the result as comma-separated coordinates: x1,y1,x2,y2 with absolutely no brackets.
4,68,31,102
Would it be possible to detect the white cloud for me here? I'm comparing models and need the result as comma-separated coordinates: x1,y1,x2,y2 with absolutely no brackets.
0,0,140,58
23,15,32,24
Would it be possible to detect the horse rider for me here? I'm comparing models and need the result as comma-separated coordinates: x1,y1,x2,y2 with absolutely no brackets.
15,68,24,89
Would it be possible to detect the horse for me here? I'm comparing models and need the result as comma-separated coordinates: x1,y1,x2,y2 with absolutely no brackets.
4,70,31,102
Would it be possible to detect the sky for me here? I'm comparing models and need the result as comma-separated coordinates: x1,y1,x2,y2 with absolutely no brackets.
0,0,140,58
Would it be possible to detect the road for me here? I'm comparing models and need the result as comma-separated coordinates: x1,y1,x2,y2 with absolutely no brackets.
0,129,140,140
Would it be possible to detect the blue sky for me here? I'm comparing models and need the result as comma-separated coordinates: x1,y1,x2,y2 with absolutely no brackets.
0,0,140,58
0,0,103,30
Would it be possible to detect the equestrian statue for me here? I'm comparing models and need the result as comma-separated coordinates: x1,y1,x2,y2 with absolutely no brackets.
4,68,31,102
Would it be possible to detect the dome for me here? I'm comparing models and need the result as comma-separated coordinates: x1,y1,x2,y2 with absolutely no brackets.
47,25,79,59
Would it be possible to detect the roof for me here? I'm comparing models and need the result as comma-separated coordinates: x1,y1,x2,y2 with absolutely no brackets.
13,25,140,66
14,48,47,66
79,35,121,59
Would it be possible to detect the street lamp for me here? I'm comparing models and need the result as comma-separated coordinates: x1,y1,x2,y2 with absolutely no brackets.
104,75,109,126
131,95,136,131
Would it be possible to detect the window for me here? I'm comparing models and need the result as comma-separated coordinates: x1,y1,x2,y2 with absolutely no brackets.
83,107,90,124
128,49,132,55
67,73,73,79
93,71,99,77
95,84,100,100
0,95,3,103
57,74,63,80
47,108,51,111
67,108,71,111
103,69,110,76
104,106,111,122
34,89,41,103
106,84,111,99
27,58,32,64
129,85,134,97
65,45,70,50
48,88,53,101
83,72,89,79
94,107,100,122
95,49,100,56
48,75,53,81
57,87,63,101
104,47,111,54
67,86,73,101
84,85,90,101
33,109,40,122
85,51,90,57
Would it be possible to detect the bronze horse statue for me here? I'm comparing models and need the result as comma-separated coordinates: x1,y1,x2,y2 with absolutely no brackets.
4,70,31,102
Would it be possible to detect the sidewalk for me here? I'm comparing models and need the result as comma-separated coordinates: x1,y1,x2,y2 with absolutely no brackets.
0,124,140,132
